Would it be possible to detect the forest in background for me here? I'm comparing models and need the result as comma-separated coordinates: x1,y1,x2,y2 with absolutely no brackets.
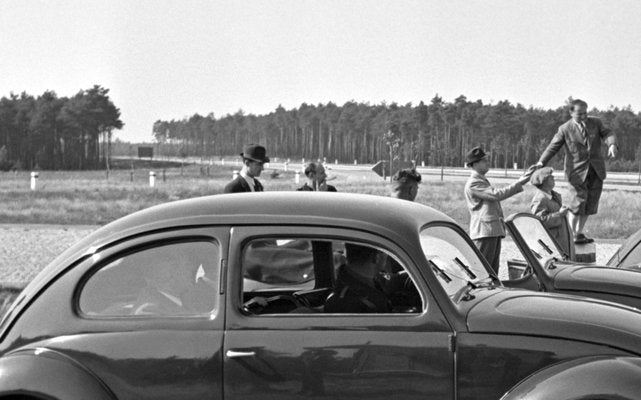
153,95,641,171
2,87,641,171
0,85,122,170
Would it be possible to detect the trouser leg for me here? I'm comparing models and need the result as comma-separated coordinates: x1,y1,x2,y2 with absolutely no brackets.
473,237,502,276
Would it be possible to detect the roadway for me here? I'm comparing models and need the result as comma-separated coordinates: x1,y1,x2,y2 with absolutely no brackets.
153,156,641,192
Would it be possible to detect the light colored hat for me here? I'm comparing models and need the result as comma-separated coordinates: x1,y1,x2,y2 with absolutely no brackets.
530,167,554,186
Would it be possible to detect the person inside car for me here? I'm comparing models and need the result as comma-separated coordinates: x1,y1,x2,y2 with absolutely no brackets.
324,243,391,313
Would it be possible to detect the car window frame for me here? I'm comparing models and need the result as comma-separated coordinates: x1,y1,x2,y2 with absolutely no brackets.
74,228,227,321
238,235,423,315
226,225,451,330
418,222,498,297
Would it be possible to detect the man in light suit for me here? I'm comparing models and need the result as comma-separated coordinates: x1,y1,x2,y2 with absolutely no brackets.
536,99,617,244
465,147,533,275
224,144,269,193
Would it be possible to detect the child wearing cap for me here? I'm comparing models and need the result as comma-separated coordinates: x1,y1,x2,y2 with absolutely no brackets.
530,167,572,257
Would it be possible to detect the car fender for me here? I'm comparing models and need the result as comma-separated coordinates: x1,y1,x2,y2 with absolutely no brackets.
0,347,116,400
501,356,641,400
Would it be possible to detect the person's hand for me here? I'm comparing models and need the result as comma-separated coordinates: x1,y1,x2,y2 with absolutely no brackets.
317,181,329,191
517,165,537,185
516,173,531,185
558,205,569,216
608,144,618,158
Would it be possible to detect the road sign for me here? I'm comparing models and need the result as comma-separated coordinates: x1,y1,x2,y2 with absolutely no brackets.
372,160,415,178
371,161,389,177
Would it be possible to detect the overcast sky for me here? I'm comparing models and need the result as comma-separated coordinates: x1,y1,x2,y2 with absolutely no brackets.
1,0,640,142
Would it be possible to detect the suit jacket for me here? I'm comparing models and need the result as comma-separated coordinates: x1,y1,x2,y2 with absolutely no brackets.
530,189,573,257
538,117,616,185
223,176,264,193
465,171,523,239
297,183,337,192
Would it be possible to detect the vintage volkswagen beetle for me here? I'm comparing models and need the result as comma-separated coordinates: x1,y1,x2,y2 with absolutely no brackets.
1,193,641,400
504,212,641,308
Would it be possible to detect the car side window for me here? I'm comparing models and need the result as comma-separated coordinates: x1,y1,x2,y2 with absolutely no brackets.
79,241,219,317
241,237,422,315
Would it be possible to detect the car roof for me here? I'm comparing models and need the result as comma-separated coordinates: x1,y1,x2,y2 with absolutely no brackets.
29,192,456,295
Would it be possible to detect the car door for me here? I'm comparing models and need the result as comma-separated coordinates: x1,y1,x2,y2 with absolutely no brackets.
223,226,455,400
608,228,641,271
4,227,229,400
504,213,564,291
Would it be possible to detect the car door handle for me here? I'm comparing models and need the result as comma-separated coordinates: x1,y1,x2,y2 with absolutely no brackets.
226,350,256,358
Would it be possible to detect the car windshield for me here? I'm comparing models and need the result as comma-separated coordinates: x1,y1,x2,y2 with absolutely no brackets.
511,215,564,268
419,225,492,297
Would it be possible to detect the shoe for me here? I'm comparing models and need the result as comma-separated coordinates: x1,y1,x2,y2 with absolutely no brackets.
574,233,594,244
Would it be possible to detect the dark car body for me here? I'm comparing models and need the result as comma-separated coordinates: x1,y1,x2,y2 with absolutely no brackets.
504,212,641,308
1,193,641,400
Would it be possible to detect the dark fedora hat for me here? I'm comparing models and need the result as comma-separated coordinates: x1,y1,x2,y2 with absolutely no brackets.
240,144,270,163
465,146,487,167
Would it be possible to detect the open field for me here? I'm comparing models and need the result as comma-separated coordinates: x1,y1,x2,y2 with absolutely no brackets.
0,159,631,317
1,159,639,238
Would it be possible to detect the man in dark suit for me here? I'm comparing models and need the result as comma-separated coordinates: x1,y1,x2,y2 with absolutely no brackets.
224,144,270,193
324,243,391,313
536,99,617,244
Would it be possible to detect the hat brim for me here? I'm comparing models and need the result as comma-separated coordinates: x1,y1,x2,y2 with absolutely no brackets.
465,154,487,167
240,153,270,163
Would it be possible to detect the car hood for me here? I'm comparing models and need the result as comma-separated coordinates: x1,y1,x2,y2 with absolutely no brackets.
466,290,641,353
553,265,641,298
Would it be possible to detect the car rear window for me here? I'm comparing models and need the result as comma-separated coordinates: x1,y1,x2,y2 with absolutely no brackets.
79,241,219,317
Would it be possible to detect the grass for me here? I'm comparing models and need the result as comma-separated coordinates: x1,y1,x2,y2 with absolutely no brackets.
0,160,639,238
0,160,638,318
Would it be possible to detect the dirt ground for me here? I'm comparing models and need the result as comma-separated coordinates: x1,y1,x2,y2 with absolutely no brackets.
0,224,623,286
0,224,98,285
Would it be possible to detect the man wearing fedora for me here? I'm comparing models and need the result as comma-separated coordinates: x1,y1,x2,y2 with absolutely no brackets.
224,144,270,193
464,147,535,275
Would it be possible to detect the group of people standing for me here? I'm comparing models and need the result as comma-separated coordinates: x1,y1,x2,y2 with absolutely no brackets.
223,99,617,277
223,143,418,198
465,99,617,275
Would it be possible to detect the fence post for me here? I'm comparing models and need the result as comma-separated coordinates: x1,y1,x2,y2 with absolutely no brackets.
149,171,156,187
295,171,300,184
30,171,38,190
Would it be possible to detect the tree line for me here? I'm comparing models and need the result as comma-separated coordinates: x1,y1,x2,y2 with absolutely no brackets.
0,85,123,170
154,96,641,171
